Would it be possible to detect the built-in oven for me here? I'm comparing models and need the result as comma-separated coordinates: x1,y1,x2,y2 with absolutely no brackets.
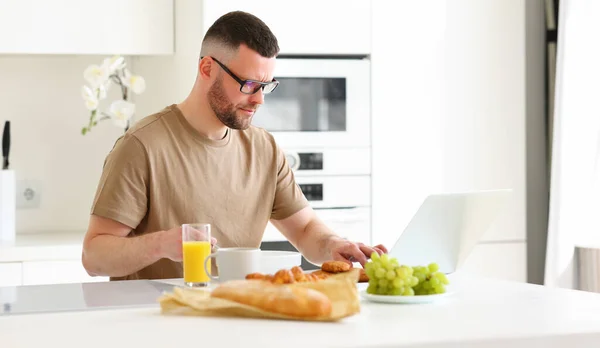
258,56,372,270
253,57,371,149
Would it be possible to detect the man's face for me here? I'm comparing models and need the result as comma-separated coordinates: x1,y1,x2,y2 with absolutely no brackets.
207,45,277,130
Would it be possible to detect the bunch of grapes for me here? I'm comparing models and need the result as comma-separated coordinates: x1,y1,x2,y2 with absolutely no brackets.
364,252,449,296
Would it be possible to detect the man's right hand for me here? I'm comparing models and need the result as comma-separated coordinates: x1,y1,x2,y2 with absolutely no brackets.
158,226,219,262
83,215,219,278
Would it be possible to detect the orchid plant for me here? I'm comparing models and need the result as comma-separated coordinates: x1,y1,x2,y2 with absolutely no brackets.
80,56,146,135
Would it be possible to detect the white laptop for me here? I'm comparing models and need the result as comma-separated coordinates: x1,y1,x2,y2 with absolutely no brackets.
387,189,513,274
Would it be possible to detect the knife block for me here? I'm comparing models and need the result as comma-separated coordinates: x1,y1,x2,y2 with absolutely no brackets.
0,169,15,245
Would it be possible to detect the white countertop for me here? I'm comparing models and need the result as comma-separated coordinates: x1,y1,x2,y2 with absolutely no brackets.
0,229,290,263
1,272,600,347
0,232,86,262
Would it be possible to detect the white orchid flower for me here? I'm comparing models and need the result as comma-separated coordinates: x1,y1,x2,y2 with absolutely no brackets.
122,69,146,95
97,83,108,100
81,85,99,111
83,64,109,88
108,100,136,128
102,55,126,75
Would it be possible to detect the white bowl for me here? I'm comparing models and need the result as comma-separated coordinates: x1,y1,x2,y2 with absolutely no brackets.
259,250,302,274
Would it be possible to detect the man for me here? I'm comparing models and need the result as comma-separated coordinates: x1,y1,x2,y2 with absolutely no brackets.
82,11,387,281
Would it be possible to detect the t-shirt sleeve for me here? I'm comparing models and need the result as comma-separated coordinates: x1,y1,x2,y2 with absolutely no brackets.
271,144,310,220
90,134,149,229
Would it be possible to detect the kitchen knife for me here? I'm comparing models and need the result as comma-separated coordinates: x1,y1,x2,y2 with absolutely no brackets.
2,121,9,170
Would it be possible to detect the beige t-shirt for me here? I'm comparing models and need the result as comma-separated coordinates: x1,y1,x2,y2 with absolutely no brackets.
90,104,309,281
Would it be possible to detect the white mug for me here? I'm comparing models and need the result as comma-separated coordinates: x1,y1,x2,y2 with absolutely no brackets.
203,247,261,282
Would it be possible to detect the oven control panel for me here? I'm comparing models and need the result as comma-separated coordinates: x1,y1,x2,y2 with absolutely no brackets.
298,153,323,170
298,183,323,201
285,152,323,171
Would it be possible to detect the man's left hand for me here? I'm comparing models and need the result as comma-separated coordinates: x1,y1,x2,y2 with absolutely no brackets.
328,239,388,267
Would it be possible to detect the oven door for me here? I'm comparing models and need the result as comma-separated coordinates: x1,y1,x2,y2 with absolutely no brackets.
261,206,371,270
253,58,371,149
261,175,371,242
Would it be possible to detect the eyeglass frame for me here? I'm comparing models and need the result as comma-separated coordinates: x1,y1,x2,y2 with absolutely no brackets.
202,56,279,95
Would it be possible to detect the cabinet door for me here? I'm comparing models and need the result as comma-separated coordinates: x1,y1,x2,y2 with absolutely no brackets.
202,0,371,55
22,260,108,286
0,0,174,55
460,242,527,283
0,262,22,287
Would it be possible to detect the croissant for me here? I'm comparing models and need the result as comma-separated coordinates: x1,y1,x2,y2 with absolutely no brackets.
245,261,359,284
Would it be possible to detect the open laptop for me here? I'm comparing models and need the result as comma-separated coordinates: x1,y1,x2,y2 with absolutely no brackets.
387,189,513,274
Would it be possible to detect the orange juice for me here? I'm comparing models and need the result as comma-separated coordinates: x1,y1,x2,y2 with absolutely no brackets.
182,241,211,284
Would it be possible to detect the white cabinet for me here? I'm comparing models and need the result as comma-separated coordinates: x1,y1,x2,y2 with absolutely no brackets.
461,242,527,283
0,262,22,287
22,261,108,286
371,1,530,282
0,0,174,55
202,0,371,55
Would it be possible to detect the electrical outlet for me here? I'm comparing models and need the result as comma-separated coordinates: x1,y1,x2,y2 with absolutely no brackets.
16,180,41,209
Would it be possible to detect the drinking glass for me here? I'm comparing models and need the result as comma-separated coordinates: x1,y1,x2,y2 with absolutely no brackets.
182,223,212,287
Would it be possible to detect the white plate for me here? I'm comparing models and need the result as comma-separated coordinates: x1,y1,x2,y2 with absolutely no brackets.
360,290,454,304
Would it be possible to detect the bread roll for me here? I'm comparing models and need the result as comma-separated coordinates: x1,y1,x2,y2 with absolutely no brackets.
210,280,332,318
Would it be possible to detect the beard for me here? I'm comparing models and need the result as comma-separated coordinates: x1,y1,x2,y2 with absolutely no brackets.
208,78,256,130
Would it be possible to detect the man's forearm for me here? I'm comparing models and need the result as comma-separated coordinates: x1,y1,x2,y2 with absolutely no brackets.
296,218,343,265
82,231,163,278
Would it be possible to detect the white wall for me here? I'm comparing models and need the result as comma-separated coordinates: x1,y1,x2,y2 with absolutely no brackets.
371,0,544,282
0,55,132,233
0,0,200,235
133,0,203,118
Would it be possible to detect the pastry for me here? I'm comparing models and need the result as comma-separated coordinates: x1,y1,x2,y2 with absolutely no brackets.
311,270,332,280
357,268,369,283
291,266,308,282
210,279,332,318
272,269,296,284
321,260,352,273
245,273,265,280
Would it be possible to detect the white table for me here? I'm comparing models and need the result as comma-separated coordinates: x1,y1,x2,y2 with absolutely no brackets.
1,271,600,348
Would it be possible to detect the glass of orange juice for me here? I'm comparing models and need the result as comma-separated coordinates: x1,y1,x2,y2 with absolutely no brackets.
182,223,212,288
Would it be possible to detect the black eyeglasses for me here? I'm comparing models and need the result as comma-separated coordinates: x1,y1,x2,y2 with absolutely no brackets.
204,56,279,95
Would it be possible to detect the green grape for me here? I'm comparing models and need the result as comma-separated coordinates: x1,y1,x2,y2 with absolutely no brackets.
434,272,450,285
390,287,402,296
367,283,378,294
395,267,409,278
365,267,375,280
406,263,450,296
380,253,390,264
364,253,448,296
428,262,440,273
415,272,426,283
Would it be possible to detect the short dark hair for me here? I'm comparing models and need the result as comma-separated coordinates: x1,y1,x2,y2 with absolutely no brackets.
202,11,279,58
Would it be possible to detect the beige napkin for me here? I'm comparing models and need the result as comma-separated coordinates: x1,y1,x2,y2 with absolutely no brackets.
158,269,360,322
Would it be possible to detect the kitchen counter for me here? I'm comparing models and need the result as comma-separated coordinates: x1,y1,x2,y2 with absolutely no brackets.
1,272,600,347
0,229,291,264
0,232,86,262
